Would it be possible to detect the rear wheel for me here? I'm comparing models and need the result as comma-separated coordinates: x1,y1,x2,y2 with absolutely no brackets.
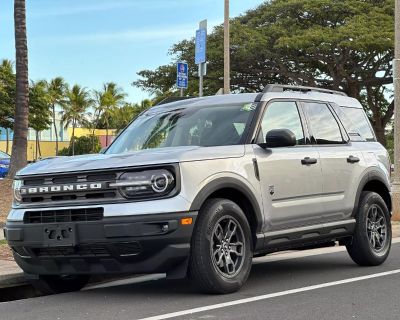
30,275,90,295
189,198,253,294
347,191,391,266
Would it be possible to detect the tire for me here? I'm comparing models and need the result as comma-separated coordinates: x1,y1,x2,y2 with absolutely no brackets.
347,191,392,266
189,198,253,294
30,275,90,295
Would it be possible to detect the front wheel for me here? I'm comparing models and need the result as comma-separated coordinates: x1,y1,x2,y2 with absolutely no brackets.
347,191,392,266
189,198,253,294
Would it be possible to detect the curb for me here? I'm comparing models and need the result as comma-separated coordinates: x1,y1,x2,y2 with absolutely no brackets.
0,271,26,289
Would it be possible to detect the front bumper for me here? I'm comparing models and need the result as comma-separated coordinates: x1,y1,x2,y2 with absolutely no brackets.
4,212,197,277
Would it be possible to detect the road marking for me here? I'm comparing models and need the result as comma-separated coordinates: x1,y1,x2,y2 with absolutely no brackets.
138,269,400,320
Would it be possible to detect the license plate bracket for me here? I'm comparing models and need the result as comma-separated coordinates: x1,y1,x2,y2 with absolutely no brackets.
43,224,76,247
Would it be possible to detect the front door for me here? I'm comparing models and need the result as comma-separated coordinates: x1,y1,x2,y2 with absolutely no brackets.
253,100,323,231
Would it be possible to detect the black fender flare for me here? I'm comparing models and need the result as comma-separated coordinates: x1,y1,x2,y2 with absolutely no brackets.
352,168,392,217
189,177,264,233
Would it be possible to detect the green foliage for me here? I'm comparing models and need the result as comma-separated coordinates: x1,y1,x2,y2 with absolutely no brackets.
0,59,16,130
132,0,394,144
29,80,52,132
98,99,152,133
94,83,126,129
58,135,101,156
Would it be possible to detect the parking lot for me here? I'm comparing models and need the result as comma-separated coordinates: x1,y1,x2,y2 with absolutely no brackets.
1,241,399,320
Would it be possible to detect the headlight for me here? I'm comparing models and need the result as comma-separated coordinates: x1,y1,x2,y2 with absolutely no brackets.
111,169,176,200
13,180,23,203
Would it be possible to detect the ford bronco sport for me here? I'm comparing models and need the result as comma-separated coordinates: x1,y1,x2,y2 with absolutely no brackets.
5,85,392,294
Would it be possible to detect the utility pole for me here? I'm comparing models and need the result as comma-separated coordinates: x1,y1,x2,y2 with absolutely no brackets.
393,0,400,220
223,0,230,94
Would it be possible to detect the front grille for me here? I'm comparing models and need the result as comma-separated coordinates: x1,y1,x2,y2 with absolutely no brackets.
24,208,104,224
21,171,120,205
33,245,110,258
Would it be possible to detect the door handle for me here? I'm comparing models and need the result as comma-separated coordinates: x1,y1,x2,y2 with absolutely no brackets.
347,155,360,163
301,157,318,165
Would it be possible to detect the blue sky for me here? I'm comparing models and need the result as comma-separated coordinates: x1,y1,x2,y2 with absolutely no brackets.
0,0,264,103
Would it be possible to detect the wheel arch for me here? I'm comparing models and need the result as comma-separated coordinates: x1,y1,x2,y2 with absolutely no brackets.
189,178,264,237
353,169,392,216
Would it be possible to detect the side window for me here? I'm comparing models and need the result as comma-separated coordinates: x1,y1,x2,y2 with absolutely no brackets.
258,101,305,145
337,106,375,142
303,102,344,144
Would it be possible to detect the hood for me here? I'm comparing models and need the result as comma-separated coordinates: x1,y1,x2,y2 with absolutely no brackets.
17,145,245,176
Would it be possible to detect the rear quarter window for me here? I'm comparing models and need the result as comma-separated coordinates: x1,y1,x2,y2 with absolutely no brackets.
333,106,376,142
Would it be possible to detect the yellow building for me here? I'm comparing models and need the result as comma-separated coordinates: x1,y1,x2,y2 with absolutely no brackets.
0,127,117,162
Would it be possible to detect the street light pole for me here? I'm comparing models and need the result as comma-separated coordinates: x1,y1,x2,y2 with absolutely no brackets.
393,0,400,220
224,0,230,94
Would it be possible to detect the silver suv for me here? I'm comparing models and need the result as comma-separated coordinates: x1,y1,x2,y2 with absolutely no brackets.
5,85,392,294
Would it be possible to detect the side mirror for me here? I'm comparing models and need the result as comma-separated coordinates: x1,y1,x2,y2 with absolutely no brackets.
260,129,297,148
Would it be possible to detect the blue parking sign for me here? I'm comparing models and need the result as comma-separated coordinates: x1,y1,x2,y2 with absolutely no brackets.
195,28,207,64
177,62,188,89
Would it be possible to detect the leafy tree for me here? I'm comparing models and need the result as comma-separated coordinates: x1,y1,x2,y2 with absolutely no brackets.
8,0,29,178
133,0,394,145
103,99,152,133
62,85,92,156
0,59,16,154
58,135,101,156
94,82,126,146
29,80,51,160
46,77,67,155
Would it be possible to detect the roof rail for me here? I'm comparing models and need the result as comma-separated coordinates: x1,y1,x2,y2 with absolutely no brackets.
262,84,347,97
155,96,193,106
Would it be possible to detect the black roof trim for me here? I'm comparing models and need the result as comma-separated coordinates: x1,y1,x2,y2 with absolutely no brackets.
261,84,347,97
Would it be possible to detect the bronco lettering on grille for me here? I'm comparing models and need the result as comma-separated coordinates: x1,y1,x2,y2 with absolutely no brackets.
20,183,103,195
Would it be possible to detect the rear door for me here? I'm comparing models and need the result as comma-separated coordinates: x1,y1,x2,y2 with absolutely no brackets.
253,100,324,231
301,101,365,222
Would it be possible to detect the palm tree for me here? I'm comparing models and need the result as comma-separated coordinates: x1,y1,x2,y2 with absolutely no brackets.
8,0,29,178
62,85,92,156
46,77,66,156
95,83,126,146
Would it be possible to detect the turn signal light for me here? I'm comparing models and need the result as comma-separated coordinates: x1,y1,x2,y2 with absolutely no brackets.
181,217,193,225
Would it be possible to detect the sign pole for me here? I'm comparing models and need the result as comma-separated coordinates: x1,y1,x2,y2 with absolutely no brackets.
199,64,204,97
393,0,400,220
180,88,184,97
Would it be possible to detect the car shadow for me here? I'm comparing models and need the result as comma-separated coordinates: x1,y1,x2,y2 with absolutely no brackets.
81,252,358,298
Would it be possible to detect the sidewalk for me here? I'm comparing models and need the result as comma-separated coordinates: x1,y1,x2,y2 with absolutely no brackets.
0,223,399,290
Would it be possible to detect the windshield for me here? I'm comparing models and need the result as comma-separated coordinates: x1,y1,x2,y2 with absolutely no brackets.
106,102,256,154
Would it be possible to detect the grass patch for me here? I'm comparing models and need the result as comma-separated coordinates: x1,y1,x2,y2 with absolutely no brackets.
0,239,7,245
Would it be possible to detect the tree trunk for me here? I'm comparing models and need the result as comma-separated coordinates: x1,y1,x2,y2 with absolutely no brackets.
37,131,42,158
52,104,59,156
71,121,75,156
8,0,29,178
35,131,38,161
92,111,99,152
374,123,387,147
106,125,109,147
5,129,9,154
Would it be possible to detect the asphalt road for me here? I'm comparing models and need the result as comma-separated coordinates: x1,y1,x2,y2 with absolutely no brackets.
1,242,400,320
